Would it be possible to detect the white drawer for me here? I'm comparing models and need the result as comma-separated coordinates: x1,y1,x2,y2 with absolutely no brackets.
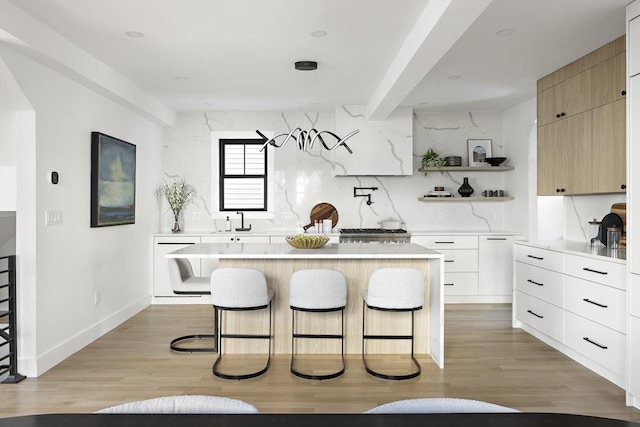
563,253,626,290
413,235,478,250
631,273,640,318
515,291,564,343
443,272,478,295
440,249,478,273
515,245,563,272
564,276,626,333
515,262,564,306
564,311,626,376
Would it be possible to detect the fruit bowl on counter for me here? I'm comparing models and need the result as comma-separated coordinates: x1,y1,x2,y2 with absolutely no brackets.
286,234,330,249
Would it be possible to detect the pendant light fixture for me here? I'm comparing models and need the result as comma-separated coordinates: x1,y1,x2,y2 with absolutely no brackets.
256,61,358,154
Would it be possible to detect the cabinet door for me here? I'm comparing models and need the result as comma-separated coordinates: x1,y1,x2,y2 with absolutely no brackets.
631,16,640,77
591,99,626,193
630,76,640,274
592,53,626,107
564,111,593,195
478,236,516,296
563,69,593,117
154,237,201,297
537,84,564,127
538,120,569,195
200,235,270,275
629,315,640,399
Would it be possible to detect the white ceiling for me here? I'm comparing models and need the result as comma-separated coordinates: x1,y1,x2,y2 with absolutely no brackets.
8,0,629,116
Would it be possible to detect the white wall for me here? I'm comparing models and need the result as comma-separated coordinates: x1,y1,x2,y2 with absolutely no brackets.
2,46,164,376
163,109,529,233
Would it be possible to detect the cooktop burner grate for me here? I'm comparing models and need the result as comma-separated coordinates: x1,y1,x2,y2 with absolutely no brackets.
339,228,408,234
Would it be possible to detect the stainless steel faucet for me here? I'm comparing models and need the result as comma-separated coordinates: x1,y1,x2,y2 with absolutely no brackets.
235,211,252,232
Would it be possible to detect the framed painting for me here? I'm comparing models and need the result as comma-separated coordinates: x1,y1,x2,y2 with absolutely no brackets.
467,139,492,166
91,132,136,227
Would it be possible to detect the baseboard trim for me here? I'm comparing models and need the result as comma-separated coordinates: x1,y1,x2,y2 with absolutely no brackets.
25,296,151,377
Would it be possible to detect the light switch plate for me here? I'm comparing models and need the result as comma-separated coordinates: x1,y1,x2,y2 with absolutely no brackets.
45,210,62,225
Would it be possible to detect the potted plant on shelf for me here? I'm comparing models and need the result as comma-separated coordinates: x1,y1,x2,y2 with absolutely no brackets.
155,178,197,233
421,148,446,176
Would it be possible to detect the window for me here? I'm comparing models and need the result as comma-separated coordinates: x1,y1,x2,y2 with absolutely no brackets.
219,139,266,211
211,131,274,219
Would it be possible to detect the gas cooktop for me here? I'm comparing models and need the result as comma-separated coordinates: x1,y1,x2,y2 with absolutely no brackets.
339,228,408,234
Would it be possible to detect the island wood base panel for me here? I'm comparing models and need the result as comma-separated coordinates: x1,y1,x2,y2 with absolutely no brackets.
216,258,430,355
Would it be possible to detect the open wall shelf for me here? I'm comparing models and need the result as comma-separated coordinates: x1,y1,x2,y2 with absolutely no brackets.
418,196,514,202
419,166,514,173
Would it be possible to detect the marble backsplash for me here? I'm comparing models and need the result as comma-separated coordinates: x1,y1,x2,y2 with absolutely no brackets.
161,108,521,234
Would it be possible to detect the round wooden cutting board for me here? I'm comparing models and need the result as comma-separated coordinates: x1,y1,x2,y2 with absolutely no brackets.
303,203,339,231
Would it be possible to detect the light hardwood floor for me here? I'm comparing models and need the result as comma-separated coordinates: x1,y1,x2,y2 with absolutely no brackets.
1,304,639,421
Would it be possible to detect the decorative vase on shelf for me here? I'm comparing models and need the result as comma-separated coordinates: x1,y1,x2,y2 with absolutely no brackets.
457,177,474,198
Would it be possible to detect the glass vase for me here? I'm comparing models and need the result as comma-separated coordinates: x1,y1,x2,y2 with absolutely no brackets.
171,210,184,233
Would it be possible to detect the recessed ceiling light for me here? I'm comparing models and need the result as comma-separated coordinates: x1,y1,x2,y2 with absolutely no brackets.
311,30,328,38
496,28,515,37
125,31,145,38
174,76,189,82
448,75,461,80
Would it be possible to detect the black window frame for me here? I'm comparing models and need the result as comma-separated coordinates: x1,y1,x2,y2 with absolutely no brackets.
219,138,268,212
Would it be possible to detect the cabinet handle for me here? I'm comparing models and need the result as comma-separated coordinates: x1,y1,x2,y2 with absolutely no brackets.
444,260,454,263
556,113,561,118
486,238,507,241
621,184,626,190
157,242,197,245
527,310,543,319
527,255,543,260
555,188,566,193
444,283,455,286
622,90,626,96
527,279,544,286
435,241,455,244
583,337,607,350
582,267,607,275
583,298,608,308
560,112,566,117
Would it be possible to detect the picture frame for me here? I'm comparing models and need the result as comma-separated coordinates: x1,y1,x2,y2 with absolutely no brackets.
467,139,492,166
91,132,136,227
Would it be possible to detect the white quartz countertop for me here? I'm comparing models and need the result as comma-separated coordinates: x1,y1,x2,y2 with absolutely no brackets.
516,239,626,263
166,242,444,260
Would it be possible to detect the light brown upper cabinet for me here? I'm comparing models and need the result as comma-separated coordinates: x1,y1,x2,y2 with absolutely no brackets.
537,35,626,196
537,70,592,127
592,52,626,108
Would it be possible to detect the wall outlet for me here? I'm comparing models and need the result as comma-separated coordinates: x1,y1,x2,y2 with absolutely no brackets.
192,212,201,220
281,211,293,220
438,212,445,221
493,212,500,221
45,210,62,225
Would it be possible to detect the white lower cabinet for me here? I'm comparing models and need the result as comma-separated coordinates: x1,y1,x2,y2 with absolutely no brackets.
479,236,518,297
513,242,627,388
153,236,202,297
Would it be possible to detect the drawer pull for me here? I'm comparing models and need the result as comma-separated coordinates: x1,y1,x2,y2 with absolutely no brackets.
582,267,607,275
444,283,455,286
486,238,507,241
157,242,197,245
527,279,544,287
583,298,607,308
444,260,454,263
527,255,543,260
435,241,454,244
583,337,608,350
527,310,543,319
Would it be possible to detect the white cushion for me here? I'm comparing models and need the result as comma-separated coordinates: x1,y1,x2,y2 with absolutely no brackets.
96,395,259,414
290,269,347,309
211,268,272,308
168,258,210,294
365,398,519,414
363,268,424,309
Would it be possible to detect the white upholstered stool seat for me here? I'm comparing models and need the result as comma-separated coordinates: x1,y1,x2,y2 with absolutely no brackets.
362,267,425,380
96,395,259,414
211,268,273,380
167,258,216,353
289,269,347,380
365,398,519,414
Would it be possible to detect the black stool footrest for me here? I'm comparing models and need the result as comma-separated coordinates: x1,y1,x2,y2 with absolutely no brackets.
170,334,217,353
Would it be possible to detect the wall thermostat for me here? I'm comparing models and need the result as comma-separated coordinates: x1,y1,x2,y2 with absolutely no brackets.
50,171,59,184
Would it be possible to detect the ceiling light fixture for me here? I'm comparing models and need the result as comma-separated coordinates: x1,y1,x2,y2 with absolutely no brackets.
448,75,462,80
311,30,328,38
174,76,189,82
496,28,515,37
256,61,358,154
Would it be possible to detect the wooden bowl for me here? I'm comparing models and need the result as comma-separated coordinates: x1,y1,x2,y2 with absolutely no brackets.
286,235,330,249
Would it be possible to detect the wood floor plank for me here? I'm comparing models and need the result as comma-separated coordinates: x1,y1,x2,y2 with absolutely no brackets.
0,304,638,422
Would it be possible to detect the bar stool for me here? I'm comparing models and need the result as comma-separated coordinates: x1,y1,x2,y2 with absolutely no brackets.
211,268,273,380
289,269,347,380
362,267,425,380
167,258,216,353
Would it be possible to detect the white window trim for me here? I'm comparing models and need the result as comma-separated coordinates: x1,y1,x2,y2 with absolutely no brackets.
211,131,275,220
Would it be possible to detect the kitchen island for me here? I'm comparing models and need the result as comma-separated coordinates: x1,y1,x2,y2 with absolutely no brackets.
167,242,445,368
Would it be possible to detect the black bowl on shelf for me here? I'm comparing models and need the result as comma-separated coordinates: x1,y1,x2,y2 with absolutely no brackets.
484,157,507,166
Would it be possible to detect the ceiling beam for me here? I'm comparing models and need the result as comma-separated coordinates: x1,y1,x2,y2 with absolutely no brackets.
367,0,493,121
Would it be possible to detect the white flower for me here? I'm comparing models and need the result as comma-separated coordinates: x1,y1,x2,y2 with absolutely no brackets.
155,178,197,215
